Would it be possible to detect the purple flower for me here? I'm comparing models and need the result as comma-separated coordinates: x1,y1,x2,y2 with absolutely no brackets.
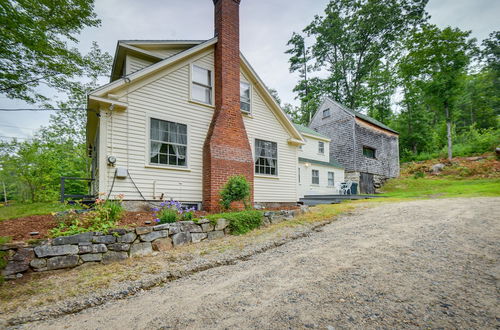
154,218,160,223
152,207,160,212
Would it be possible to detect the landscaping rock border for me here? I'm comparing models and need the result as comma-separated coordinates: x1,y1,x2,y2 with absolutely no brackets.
1,208,308,279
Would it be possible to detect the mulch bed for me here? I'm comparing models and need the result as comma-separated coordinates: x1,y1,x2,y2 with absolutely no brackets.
0,206,300,243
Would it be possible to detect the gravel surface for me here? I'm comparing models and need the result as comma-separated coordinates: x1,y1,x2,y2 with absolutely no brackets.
20,197,500,329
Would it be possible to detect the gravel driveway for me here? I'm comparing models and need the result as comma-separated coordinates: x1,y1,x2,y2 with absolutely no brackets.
25,197,500,329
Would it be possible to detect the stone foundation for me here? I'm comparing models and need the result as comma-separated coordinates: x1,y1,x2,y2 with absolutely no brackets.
1,207,308,279
344,171,390,194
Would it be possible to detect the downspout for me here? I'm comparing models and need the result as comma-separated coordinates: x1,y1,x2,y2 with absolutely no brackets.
352,116,356,173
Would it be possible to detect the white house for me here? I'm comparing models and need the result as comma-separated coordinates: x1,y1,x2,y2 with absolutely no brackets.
295,124,345,198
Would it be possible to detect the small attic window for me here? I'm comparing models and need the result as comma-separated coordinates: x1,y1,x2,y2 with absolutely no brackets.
240,81,251,113
191,65,212,105
363,146,376,159
322,108,331,118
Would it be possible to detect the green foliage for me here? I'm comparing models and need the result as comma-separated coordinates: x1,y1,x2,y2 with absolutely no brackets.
180,211,194,221
50,200,124,237
0,201,79,221
0,236,12,283
207,210,263,235
157,208,178,224
219,175,251,210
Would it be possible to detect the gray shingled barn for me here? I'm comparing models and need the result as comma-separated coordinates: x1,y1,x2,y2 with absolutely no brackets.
309,97,400,194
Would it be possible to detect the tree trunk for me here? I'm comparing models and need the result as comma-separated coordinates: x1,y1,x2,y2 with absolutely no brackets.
445,103,452,161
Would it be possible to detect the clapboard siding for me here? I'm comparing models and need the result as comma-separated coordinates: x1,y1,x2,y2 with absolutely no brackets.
102,48,298,203
126,55,154,75
298,136,330,162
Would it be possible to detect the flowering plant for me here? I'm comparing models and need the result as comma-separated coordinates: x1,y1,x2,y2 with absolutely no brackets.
153,200,196,224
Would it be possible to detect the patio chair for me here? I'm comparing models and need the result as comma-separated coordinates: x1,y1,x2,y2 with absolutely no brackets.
340,181,353,195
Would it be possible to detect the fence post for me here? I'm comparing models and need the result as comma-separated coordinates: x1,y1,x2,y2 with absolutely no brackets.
60,177,65,203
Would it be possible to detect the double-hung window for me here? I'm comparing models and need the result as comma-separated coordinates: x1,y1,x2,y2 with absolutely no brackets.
318,141,325,154
191,65,212,105
240,81,251,113
312,170,319,184
328,172,335,186
255,139,277,175
150,118,187,167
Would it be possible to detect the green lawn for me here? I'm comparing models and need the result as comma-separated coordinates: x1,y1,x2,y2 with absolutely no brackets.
380,177,500,199
0,202,79,221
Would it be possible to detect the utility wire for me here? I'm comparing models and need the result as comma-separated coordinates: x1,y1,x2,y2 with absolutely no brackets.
0,108,92,112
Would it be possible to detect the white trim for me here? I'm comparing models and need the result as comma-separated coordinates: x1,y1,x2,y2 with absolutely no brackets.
88,95,128,110
301,132,330,142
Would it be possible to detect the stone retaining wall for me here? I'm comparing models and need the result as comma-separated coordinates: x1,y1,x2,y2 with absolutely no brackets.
1,209,306,279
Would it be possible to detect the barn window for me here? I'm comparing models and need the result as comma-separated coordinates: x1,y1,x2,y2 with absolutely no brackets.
191,65,212,105
322,108,330,118
150,118,187,167
255,139,278,175
363,146,376,159
318,141,325,154
312,170,319,184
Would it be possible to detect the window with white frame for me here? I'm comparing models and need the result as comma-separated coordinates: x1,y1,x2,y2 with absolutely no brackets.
323,108,331,118
191,65,212,104
255,139,277,175
318,141,325,154
328,172,335,186
312,170,319,184
240,81,250,113
150,118,187,167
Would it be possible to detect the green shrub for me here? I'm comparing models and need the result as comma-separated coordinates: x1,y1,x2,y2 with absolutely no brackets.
413,171,425,179
219,175,251,210
180,210,194,221
207,210,262,235
157,208,178,224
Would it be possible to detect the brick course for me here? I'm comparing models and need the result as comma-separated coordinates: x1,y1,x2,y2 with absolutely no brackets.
203,0,254,212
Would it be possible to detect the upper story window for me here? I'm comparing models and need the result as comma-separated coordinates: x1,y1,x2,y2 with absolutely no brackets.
312,169,319,184
150,118,187,167
363,146,376,159
318,141,325,154
322,108,331,118
328,172,335,186
240,81,251,113
191,65,212,105
255,139,277,175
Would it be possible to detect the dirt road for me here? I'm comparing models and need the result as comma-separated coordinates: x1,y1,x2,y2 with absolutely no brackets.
25,198,500,329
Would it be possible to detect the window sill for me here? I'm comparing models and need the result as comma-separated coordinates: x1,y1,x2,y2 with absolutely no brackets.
189,99,214,109
242,111,253,118
310,184,319,186
255,174,279,180
145,164,191,172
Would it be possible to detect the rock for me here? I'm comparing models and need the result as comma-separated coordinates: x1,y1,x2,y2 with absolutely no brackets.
34,244,78,258
11,248,34,262
46,255,79,270
52,232,93,245
180,221,202,233
197,218,210,224
151,238,173,251
431,163,446,174
207,231,225,240
129,242,153,257
152,224,170,231
117,232,137,243
466,156,486,161
191,233,208,243
144,221,152,225
29,232,40,236
140,230,168,242
224,227,231,235
107,243,130,252
135,227,152,235
214,218,229,231
102,251,128,264
92,235,116,244
109,228,127,236
168,223,182,235
201,223,215,232
78,244,107,254
262,217,271,226
1,261,30,276
30,258,47,269
80,253,103,262
171,232,192,246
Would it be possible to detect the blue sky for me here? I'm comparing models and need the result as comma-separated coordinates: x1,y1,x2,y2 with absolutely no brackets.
1,0,498,140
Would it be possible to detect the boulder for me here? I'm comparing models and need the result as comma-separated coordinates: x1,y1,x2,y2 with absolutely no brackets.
214,218,229,231
129,242,153,257
52,232,93,245
151,238,173,251
109,228,128,236
207,231,225,240
46,255,79,270
140,230,168,242
102,251,128,264
197,218,210,224
107,243,130,252
92,235,116,244
2,261,30,276
117,232,137,243
181,222,202,233
431,163,446,174
201,223,215,232
168,223,182,235
135,227,153,235
78,244,107,254
80,253,103,262
152,224,170,231
191,233,208,243
30,258,47,269
11,248,34,262
171,232,192,246
34,244,78,258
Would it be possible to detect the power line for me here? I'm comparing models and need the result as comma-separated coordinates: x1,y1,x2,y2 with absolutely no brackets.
0,135,30,140
0,124,38,130
0,108,91,112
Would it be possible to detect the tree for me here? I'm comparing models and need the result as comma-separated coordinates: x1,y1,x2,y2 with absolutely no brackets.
0,0,103,103
400,25,477,160
286,0,428,123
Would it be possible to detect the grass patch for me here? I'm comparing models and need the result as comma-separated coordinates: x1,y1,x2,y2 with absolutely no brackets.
0,202,79,221
206,210,263,235
380,177,500,199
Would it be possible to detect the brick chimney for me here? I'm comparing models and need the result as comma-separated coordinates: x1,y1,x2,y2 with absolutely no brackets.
202,0,254,211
